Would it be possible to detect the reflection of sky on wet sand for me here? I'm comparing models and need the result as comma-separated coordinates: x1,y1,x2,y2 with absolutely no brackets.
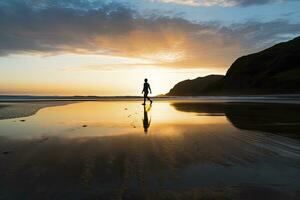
0,101,300,199
0,101,227,138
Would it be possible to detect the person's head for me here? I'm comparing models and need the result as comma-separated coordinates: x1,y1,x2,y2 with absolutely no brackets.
144,78,148,83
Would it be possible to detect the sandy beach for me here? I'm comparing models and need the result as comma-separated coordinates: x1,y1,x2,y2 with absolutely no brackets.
0,99,300,199
0,101,74,120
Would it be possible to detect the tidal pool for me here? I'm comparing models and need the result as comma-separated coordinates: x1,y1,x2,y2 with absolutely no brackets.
0,101,300,199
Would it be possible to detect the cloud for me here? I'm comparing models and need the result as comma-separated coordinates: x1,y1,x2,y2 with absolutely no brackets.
231,20,300,47
0,0,299,69
150,0,290,7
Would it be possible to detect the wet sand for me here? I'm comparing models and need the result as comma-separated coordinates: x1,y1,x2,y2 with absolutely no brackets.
0,101,74,120
0,100,300,199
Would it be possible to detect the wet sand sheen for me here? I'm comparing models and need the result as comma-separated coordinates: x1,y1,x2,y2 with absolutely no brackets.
0,101,300,199
0,101,75,120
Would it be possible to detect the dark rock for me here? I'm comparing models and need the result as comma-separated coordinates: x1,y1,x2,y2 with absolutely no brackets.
2,151,13,155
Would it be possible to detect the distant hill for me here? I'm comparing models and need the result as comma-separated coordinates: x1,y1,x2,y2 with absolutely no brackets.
167,36,300,96
222,36,300,94
167,75,224,96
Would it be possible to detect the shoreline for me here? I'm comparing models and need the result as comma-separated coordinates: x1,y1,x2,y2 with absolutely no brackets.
1,98,300,121
0,94,300,102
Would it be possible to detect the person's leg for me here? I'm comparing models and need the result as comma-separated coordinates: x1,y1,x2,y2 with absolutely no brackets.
147,96,152,104
142,96,146,105
142,93,147,105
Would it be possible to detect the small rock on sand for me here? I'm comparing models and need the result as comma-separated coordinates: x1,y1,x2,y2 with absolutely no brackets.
82,125,87,127
2,151,13,155
20,119,26,122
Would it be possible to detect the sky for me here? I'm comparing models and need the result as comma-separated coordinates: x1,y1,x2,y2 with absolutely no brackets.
0,0,300,96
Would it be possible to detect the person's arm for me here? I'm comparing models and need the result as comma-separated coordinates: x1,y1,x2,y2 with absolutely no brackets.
149,84,152,94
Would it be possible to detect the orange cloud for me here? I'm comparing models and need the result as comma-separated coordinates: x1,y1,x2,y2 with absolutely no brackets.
87,22,245,68
1,1,299,70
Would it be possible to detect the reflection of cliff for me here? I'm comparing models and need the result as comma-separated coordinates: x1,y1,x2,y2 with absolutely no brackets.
173,102,300,139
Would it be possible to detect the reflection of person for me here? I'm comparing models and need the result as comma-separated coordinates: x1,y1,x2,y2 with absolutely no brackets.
143,105,151,134
142,78,152,105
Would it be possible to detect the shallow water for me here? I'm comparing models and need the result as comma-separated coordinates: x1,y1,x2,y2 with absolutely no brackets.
0,101,300,199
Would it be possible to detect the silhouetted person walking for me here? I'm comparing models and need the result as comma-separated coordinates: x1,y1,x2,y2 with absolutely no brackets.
142,78,152,105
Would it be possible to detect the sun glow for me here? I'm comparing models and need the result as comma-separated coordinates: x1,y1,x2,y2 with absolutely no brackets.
0,54,225,96
143,51,185,63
